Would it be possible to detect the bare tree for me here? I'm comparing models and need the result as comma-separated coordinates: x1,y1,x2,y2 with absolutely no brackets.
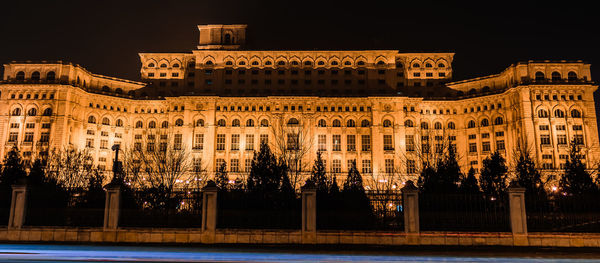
270,113,314,190
45,146,96,188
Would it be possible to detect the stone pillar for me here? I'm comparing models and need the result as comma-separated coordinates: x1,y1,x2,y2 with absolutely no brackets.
402,181,419,234
301,182,317,244
201,182,218,243
8,184,28,229
508,183,528,245
103,184,121,230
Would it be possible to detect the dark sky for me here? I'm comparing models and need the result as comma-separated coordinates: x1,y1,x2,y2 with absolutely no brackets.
1,1,597,84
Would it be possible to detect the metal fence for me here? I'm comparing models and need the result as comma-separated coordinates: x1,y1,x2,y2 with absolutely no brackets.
25,188,104,227
526,193,600,232
217,191,301,229
419,193,510,232
119,190,203,228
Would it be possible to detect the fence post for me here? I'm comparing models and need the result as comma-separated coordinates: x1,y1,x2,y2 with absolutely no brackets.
508,182,528,245
8,184,28,229
301,181,317,244
103,184,122,230
201,181,218,243
402,180,419,234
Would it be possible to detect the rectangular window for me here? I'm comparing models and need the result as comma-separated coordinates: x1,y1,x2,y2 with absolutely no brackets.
573,135,584,145
383,135,394,151
245,134,254,151
39,132,50,142
556,125,566,131
87,130,95,135
542,154,553,159
86,138,94,148
147,142,155,152
193,158,203,172
101,131,109,137
216,134,226,151
361,135,371,151
260,134,269,145
468,134,476,140
469,143,477,153
25,123,35,129
573,125,583,131
347,135,356,151
482,141,491,152
496,140,505,151
539,125,549,131
332,135,341,151
542,163,553,170
347,159,356,172
230,159,239,172
318,135,327,151
100,139,108,149
332,159,341,173
407,160,416,174
385,159,394,174
406,135,415,152
245,159,252,172
216,158,225,170
287,133,299,150
173,134,182,150
481,133,490,139
540,135,551,145
23,132,34,142
495,131,504,137
557,135,567,145
194,134,204,150
231,134,240,151
10,123,19,129
435,143,444,154
362,159,372,174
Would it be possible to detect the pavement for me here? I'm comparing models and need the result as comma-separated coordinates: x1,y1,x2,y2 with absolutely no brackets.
1,243,600,262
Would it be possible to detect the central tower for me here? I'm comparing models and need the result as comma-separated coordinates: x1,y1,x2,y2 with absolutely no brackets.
197,24,247,50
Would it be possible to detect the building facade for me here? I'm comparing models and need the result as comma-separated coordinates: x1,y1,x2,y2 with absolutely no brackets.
1,25,598,188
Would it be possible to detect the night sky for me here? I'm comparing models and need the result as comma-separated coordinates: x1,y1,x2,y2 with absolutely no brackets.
1,1,598,107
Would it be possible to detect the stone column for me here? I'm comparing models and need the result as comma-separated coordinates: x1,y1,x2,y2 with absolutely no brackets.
8,184,28,229
301,182,317,244
103,184,122,230
508,183,528,245
201,182,218,243
401,180,419,234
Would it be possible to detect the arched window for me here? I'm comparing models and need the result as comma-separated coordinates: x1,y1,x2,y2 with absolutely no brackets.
347,119,356,127
42,108,52,116
304,61,312,66
175,119,184,126
425,63,432,68
420,122,429,129
361,120,370,127
115,88,123,94
571,109,582,118
246,119,254,127
231,119,240,127
217,119,226,127
538,109,548,118
287,118,300,126
277,61,285,66
16,71,25,80
467,120,476,128
102,117,110,125
102,86,110,92
148,121,156,128
46,71,56,81
332,119,341,127
377,60,386,65
135,121,143,128
412,63,420,68
357,61,365,66
172,63,180,68
482,86,491,93
434,122,442,130
551,72,561,81
224,33,231,44
116,119,123,127
27,108,37,116
404,120,414,127
160,63,167,68
383,119,392,128
438,63,445,68
31,71,40,81
554,109,565,118
535,71,545,81
494,117,504,125
447,122,455,129
161,121,169,128
331,61,339,66
291,61,299,66
568,71,578,81
226,61,233,66
260,119,269,127
468,88,477,95
480,119,489,127
196,119,205,127
318,119,327,127
88,116,96,124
